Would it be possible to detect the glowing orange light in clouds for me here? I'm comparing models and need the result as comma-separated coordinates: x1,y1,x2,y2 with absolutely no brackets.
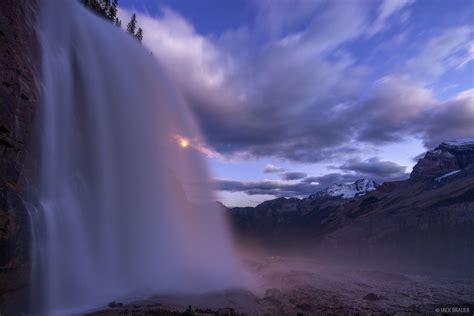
176,135,189,148
174,134,223,159
180,138,189,148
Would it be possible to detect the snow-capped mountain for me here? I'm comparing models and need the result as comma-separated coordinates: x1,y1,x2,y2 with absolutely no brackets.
309,179,379,199
411,137,474,182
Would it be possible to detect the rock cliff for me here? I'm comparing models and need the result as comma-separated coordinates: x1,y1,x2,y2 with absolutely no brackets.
0,0,38,313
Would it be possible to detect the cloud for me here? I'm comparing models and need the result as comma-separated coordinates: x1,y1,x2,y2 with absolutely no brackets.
281,171,307,180
124,5,472,164
338,157,407,178
406,26,473,82
351,79,473,150
421,90,474,149
123,4,370,163
367,0,414,37
263,164,285,173
255,0,323,37
127,8,231,95
354,76,437,143
457,42,474,69
215,179,318,198
216,156,411,198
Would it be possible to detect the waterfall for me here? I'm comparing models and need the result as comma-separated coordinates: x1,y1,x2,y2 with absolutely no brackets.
34,0,245,314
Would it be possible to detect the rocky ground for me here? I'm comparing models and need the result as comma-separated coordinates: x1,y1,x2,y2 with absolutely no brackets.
84,255,474,315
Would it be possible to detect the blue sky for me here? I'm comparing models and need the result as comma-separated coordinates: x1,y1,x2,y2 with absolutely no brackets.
118,0,474,206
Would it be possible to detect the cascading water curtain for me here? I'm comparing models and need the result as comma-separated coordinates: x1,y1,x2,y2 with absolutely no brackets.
34,0,246,314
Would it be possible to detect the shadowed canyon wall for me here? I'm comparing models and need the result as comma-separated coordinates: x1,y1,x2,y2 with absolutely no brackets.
0,0,38,313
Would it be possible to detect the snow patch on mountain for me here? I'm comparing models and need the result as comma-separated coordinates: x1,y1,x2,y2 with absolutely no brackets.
435,170,461,182
309,179,379,199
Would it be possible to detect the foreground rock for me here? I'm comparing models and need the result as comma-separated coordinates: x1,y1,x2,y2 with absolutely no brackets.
84,256,474,315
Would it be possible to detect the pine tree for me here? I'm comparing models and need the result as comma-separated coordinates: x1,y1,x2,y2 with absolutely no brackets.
81,0,109,20
108,0,118,23
127,13,137,35
81,0,144,41
135,28,143,42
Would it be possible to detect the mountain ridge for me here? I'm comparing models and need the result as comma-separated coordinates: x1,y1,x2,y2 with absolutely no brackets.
228,138,474,276
308,178,379,200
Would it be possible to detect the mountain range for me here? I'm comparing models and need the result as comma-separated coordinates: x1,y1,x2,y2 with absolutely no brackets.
308,178,379,200
227,138,474,276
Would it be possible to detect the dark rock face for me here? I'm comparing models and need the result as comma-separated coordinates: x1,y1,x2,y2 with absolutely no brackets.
229,140,474,275
229,195,348,246
439,140,474,168
0,0,38,313
411,139,474,182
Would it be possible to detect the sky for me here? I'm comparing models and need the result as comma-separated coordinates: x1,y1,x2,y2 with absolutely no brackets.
118,0,474,207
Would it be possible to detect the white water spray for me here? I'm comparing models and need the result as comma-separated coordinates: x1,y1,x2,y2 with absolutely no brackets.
34,0,245,313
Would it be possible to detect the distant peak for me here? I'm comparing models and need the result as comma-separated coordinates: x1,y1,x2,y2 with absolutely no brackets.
309,178,379,200
410,137,474,182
